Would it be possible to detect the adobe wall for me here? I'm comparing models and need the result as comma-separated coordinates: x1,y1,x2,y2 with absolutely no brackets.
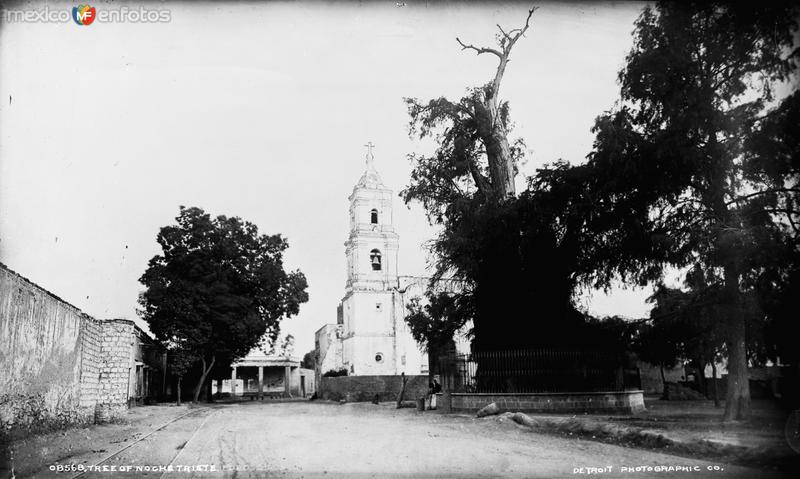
319,374,429,402
315,324,343,377
0,265,89,429
0,263,135,431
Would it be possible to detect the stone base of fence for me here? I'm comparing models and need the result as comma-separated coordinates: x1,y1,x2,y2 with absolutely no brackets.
443,390,645,414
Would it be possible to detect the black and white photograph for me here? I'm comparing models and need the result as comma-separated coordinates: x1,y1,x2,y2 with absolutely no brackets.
1,1,799,477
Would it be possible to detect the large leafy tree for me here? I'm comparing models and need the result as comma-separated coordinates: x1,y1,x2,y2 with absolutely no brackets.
577,3,799,420
402,9,583,352
139,206,308,402
403,8,641,354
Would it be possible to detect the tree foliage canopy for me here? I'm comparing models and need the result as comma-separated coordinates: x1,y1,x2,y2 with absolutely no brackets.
565,3,800,288
541,2,800,419
404,292,475,352
139,206,308,400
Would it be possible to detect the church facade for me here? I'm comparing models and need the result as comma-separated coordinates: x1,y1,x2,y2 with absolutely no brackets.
315,148,431,377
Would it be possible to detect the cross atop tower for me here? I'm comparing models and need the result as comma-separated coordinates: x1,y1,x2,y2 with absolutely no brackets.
355,141,384,188
364,141,375,170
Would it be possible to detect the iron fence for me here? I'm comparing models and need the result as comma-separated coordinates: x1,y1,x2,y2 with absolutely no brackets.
437,349,641,393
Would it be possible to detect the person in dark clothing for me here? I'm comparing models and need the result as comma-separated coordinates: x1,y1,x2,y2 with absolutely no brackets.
431,378,442,394
427,377,442,409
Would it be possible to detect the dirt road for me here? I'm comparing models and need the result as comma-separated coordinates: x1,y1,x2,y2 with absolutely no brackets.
21,401,786,478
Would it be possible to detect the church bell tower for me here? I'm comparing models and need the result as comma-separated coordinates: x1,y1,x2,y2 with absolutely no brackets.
340,143,401,375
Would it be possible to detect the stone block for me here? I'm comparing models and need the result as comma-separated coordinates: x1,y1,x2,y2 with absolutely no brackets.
476,402,501,418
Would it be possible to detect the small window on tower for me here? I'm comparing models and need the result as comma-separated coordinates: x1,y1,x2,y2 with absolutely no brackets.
370,249,382,271
370,209,379,224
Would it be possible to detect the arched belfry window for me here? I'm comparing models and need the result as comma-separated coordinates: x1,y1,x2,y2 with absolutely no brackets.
370,249,382,271
370,209,379,224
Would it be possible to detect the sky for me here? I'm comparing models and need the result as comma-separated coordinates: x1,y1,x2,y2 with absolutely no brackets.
0,0,658,355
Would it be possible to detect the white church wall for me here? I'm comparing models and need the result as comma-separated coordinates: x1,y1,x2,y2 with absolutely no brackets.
391,289,426,375
342,336,354,373
351,292,393,335
342,292,355,335
341,290,399,375
347,335,397,376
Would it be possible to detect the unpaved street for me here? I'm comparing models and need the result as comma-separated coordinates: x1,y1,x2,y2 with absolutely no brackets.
23,401,786,479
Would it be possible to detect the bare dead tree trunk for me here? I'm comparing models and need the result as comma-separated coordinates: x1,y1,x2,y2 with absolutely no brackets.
193,356,216,404
456,7,536,202
177,377,182,406
396,372,409,409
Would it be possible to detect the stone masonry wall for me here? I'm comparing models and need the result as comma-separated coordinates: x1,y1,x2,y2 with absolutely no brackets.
320,375,429,402
78,318,103,417
448,391,646,414
95,321,135,422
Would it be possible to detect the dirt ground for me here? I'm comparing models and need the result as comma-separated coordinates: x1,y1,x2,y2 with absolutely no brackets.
11,400,791,479
612,398,791,444
583,398,798,467
10,404,199,478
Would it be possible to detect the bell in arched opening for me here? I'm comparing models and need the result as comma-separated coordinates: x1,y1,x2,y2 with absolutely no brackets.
370,249,382,271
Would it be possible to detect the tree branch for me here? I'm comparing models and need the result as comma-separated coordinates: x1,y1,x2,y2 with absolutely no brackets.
456,38,502,58
490,8,537,100
765,208,800,234
764,207,799,216
456,7,537,102
467,159,493,199
449,176,465,196
725,188,800,205
456,102,477,120
497,24,513,41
